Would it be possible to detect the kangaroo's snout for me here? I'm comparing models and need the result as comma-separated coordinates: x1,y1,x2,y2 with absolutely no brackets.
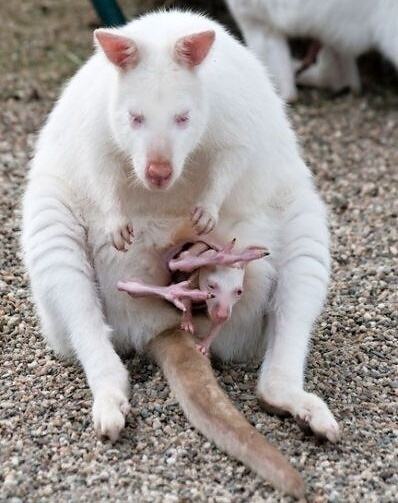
146,161,172,189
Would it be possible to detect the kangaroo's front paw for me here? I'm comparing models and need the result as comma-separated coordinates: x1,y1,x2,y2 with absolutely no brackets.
109,222,134,252
93,389,130,442
191,206,218,235
258,386,340,442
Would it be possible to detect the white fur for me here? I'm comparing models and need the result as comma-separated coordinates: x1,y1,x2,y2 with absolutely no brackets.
226,0,398,100
22,10,337,442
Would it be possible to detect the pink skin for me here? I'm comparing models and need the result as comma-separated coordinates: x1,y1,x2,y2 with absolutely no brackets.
117,278,211,311
94,30,140,70
196,272,243,356
175,242,223,335
174,239,267,352
180,297,195,334
196,324,223,356
174,31,216,69
118,238,267,356
169,239,269,273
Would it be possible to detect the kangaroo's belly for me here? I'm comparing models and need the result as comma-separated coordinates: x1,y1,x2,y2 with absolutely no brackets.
88,212,278,359
89,217,183,353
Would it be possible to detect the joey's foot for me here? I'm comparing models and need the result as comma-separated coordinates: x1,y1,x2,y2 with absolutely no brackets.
117,279,212,310
195,343,210,357
93,388,130,442
234,245,269,265
258,385,340,442
180,318,195,334
191,206,218,235
163,281,213,311
169,240,268,272
110,222,134,252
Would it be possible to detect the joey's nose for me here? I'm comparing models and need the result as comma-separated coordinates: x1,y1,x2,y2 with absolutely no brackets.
212,305,230,323
146,162,172,188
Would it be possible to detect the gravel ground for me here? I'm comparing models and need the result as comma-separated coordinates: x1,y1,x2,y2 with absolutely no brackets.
1,1,397,502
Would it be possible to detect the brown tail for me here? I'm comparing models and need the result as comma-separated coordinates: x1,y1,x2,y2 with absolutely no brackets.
148,329,305,499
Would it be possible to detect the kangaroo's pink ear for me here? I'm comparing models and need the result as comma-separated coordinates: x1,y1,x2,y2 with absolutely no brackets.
94,29,139,70
175,30,215,68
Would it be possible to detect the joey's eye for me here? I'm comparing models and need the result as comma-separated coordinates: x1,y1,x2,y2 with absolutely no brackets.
235,288,243,296
207,282,216,290
174,112,189,127
130,113,145,128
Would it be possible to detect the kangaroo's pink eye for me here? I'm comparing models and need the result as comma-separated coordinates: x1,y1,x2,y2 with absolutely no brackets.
235,288,243,296
175,113,189,126
130,113,145,128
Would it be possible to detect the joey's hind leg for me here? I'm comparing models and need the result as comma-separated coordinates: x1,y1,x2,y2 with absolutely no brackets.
180,299,194,334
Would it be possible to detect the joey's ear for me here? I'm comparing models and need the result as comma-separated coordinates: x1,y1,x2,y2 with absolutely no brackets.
174,30,215,68
94,29,139,70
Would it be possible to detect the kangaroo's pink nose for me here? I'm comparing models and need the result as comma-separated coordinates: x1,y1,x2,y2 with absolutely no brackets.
146,162,172,188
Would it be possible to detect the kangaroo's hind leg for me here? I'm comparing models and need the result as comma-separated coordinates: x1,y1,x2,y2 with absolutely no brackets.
22,178,130,441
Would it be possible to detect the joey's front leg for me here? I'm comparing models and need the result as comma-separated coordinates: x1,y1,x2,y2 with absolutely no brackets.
191,149,248,234
196,323,222,357
180,299,194,334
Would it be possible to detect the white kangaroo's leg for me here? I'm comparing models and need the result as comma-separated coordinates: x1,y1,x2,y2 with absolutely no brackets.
257,190,340,442
22,178,130,441
262,29,298,102
297,46,361,94
237,18,297,102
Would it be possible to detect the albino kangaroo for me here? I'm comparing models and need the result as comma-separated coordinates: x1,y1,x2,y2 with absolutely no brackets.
226,0,398,101
22,10,338,498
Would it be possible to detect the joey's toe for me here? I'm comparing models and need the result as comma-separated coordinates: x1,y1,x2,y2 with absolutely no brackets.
181,320,195,334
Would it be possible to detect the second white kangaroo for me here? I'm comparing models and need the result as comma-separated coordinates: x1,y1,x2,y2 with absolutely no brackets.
226,0,398,101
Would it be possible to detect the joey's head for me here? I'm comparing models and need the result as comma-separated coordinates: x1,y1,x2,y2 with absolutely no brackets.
94,28,215,190
199,266,245,324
